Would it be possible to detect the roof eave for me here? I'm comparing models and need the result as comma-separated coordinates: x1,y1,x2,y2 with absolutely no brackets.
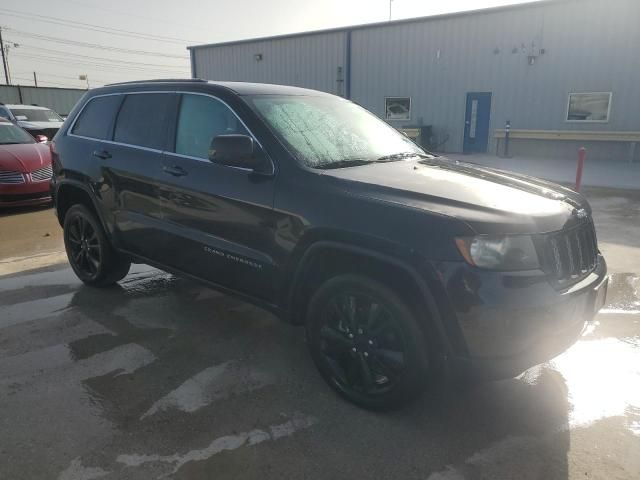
187,0,560,50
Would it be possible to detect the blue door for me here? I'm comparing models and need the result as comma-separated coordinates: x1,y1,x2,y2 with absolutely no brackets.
463,92,492,153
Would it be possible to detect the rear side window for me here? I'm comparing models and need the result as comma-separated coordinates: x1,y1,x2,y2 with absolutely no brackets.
114,93,172,150
174,94,248,159
72,95,122,140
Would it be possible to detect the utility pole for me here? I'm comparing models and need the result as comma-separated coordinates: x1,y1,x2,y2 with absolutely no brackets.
4,46,12,85
0,27,9,85
33,71,38,87
389,0,394,21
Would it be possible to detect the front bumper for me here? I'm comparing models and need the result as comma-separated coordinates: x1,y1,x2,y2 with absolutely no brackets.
0,181,52,207
439,254,607,381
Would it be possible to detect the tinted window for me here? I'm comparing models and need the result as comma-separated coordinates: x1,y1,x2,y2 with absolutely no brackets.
72,95,122,140
175,94,248,159
11,108,62,122
0,107,10,119
114,93,172,149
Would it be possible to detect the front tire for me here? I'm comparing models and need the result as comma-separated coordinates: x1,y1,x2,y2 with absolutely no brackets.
63,204,130,287
306,274,430,410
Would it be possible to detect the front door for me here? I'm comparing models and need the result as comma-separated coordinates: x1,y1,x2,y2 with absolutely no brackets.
159,92,278,302
463,92,492,154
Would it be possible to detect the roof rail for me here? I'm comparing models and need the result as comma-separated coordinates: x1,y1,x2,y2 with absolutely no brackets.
105,78,208,86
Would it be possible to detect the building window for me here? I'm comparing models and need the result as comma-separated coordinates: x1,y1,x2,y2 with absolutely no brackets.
566,92,612,122
385,97,411,121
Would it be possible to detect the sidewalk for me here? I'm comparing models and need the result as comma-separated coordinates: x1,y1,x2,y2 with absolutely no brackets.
445,153,640,190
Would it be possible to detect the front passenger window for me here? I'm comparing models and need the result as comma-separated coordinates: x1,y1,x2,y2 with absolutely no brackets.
175,94,248,160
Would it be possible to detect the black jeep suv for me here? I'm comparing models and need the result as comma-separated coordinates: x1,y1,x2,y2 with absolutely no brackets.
51,79,607,409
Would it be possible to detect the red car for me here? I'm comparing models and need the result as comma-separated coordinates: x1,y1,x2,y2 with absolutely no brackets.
0,119,53,207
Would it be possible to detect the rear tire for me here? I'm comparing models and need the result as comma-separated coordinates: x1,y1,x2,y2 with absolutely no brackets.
306,274,430,410
63,204,130,287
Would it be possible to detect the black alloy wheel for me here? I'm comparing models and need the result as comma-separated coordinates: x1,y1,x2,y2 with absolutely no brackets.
66,214,101,278
319,293,406,395
307,275,430,409
63,204,130,286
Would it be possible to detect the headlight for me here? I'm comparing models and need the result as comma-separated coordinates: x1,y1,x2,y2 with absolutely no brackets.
455,235,540,271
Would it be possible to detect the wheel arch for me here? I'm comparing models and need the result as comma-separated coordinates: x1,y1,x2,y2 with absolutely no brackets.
54,180,105,231
285,240,454,356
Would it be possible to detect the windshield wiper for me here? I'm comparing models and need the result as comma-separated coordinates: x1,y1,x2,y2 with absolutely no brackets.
315,159,372,169
315,152,435,169
375,152,433,162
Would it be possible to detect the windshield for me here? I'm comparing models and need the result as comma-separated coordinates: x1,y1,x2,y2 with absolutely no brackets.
10,108,63,123
0,123,36,144
248,95,425,168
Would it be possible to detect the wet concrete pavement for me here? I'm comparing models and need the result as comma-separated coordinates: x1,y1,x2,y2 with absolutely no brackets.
0,191,639,480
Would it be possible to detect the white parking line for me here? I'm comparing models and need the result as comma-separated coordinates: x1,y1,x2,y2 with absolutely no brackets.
141,360,275,419
116,413,317,476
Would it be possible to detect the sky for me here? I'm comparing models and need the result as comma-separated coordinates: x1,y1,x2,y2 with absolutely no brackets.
1,0,541,89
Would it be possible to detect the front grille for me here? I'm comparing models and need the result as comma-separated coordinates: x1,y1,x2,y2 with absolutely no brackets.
543,220,598,285
31,164,53,182
0,170,25,184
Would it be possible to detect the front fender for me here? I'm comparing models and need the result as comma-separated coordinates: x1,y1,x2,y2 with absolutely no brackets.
285,239,455,357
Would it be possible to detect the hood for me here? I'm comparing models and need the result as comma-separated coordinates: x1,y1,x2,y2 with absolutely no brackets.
320,156,588,234
17,120,63,130
0,144,52,173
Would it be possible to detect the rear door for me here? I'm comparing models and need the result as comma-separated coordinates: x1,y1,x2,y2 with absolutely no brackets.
159,92,278,301
103,92,176,257
66,93,123,234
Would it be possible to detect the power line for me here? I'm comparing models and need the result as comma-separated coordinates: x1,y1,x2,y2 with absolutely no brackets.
12,75,91,88
12,52,190,75
5,28,188,59
10,41,189,69
0,7,202,44
12,52,188,71
58,0,212,34
14,71,110,83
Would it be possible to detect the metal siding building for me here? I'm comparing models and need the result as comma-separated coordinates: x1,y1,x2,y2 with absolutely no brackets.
189,0,640,161
192,31,347,95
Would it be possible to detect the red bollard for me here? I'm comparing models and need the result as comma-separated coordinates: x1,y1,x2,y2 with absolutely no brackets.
575,147,586,192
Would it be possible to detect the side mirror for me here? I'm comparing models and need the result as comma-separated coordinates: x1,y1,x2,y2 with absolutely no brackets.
35,135,48,143
15,115,28,121
209,134,269,173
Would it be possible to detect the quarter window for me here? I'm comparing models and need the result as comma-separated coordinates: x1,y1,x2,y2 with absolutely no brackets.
72,95,122,140
114,93,172,149
174,94,248,160
566,92,612,122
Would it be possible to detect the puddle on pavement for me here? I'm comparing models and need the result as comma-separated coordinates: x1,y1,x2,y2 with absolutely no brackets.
140,359,276,419
2,263,639,479
600,272,640,314
523,272,640,436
